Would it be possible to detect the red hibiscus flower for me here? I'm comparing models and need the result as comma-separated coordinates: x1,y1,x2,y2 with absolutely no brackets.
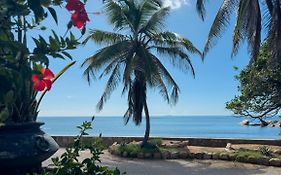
66,0,89,29
66,0,84,11
71,10,90,29
32,68,55,91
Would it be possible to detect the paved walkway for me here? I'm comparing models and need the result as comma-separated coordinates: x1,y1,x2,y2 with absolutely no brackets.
43,149,281,175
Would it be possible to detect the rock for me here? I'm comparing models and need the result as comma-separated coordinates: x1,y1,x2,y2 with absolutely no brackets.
187,153,195,159
203,153,211,159
268,120,278,125
161,151,171,159
115,149,121,156
273,149,281,155
144,153,152,159
137,152,144,159
257,157,270,166
161,140,189,148
240,120,250,126
248,156,258,164
129,152,137,158
194,153,204,159
219,153,229,160
212,153,219,160
236,155,248,162
108,147,112,153
122,151,128,157
153,152,162,159
112,142,118,146
228,154,236,161
225,143,235,152
170,152,179,159
269,158,281,167
179,151,188,159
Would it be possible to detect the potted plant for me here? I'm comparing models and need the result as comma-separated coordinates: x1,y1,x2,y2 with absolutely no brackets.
0,0,89,173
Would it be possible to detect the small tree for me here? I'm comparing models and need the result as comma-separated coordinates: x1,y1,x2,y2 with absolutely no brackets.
226,42,281,125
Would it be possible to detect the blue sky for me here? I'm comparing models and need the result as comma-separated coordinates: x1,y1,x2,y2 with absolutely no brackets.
38,0,250,117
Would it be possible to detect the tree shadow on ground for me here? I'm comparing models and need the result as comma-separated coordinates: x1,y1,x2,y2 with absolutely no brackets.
101,153,278,175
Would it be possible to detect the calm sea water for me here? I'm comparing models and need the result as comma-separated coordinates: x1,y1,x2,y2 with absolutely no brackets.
38,116,281,139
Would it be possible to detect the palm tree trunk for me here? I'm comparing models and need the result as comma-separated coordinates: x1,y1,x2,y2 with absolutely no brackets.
141,101,150,148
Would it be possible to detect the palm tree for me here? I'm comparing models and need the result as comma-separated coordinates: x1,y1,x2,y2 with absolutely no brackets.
82,0,201,147
196,0,281,65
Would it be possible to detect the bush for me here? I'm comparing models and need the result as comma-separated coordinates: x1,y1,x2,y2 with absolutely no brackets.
36,118,125,175
259,146,272,157
148,138,162,147
116,139,163,155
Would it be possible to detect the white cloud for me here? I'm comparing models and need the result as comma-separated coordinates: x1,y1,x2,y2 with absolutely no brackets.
162,0,190,10
66,95,74,99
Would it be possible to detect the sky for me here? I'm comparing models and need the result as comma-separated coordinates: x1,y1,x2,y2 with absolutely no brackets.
37,0,250,117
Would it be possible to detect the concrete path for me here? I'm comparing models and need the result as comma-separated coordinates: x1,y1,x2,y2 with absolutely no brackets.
43,149,281,175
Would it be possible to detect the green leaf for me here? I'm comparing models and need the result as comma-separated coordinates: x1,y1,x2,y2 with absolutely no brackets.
28,0,45,22
4,91,14,105
81,27,86,35
67,21,73,29
62,51,72,59
48,7,58,24
49,37,60,51
70,32,75,41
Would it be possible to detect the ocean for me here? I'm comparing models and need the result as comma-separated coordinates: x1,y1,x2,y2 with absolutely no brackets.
38,116,281,139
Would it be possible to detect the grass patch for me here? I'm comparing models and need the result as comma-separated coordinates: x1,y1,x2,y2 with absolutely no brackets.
230,149,262,158
112,138,190,156
115,139,162,154
226,147,281,159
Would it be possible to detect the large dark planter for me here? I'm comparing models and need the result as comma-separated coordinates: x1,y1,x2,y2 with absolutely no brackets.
0,122,59,173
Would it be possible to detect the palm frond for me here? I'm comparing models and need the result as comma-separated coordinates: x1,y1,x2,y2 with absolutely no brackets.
151,32,202,58
204,0,238,56
124,78,146,125
139,0,163,26
122,51,137,91
103,0,135,31
246,0,261,62
232,0,248,57
153,46,195,76
267,0,281,64
196,0,208,21
265,0,274,16
82,41,130,84
232,0,261,62
150,53,180,104
84,29,128,46
97,63,122,111
99,59,123,79
180,38,202,58
139,7,170,34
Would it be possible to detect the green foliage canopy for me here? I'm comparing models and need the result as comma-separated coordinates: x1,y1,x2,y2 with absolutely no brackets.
226,42,281,122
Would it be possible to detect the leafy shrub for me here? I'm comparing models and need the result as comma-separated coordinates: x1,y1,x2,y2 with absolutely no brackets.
116,139,162,155
259,145,272,157
36,117,125,175
148,138,162,147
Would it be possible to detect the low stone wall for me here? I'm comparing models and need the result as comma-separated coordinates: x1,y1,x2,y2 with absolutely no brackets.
108,145,281,167
52,136,281,148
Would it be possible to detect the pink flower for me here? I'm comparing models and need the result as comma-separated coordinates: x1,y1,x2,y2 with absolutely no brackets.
32,68,55,91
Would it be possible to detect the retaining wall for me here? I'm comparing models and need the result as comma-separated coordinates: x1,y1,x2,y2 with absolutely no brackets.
52,136,281,148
